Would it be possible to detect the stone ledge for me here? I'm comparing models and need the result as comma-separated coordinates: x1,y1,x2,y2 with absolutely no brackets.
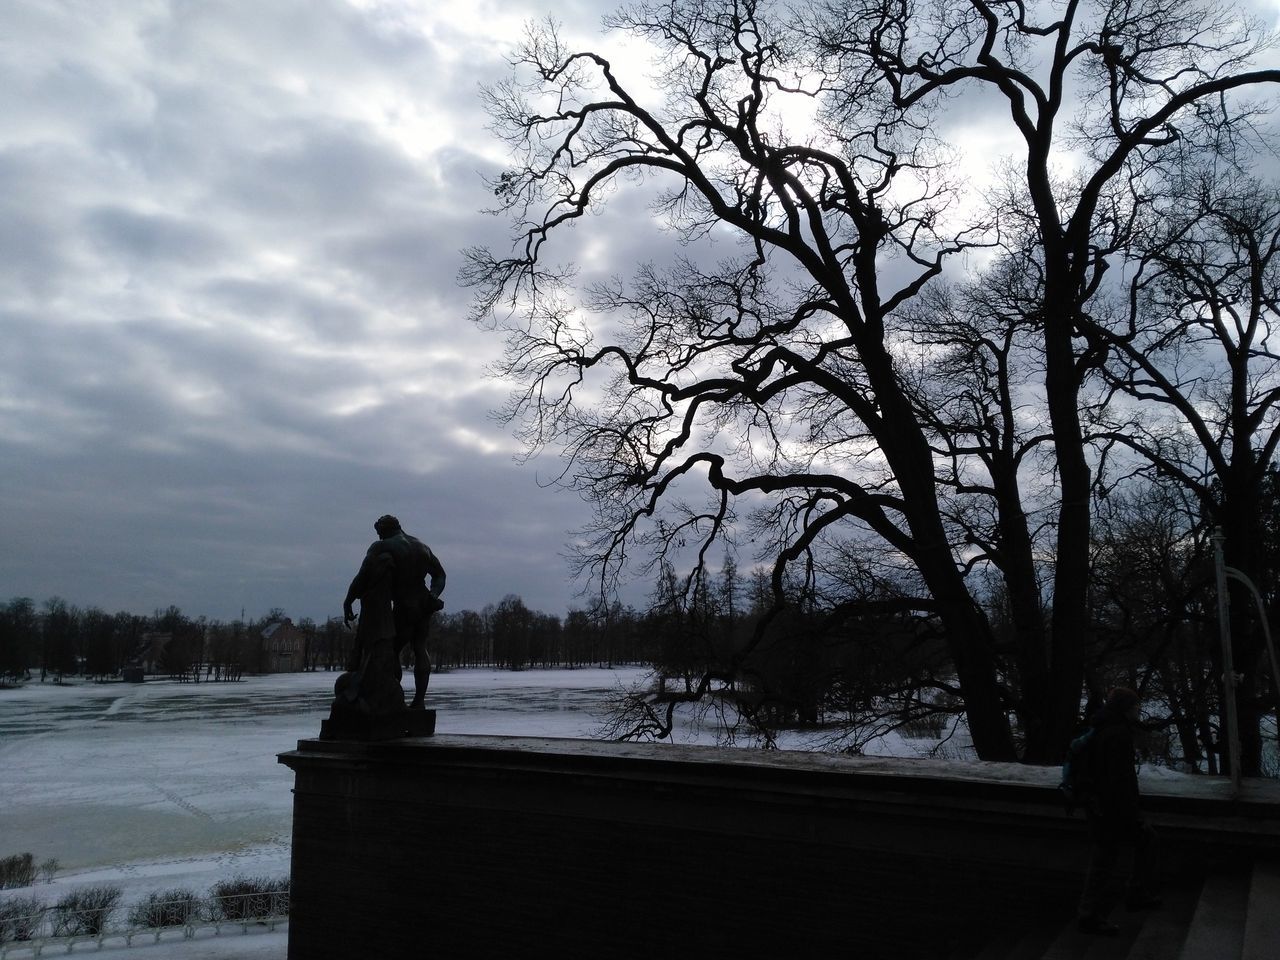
282,733,1280,833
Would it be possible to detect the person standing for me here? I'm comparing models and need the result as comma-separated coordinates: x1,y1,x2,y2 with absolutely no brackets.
1077,687,1161,934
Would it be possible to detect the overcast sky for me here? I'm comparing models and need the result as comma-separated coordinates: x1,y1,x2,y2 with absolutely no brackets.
0,0,635,622
3,0,1279,624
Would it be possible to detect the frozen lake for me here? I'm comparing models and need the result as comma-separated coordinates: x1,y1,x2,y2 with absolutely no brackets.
0,667,651,956
0,667,648,871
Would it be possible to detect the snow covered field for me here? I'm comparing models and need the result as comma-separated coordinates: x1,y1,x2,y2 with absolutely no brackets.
0,667,648,957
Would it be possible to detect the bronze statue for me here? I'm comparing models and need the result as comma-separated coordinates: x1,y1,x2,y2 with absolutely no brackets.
323,515,445,740
344,514,446,708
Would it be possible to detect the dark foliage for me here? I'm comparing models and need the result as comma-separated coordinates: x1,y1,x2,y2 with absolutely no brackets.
0,853,36,890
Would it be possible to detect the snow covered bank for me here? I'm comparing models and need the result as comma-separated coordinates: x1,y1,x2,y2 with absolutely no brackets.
0,669,644,942
0,668,649,958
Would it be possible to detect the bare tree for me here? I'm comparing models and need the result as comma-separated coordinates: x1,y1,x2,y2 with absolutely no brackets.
826,0,1278,753
38,859,59,885
466,0,1278,761
1088,170,1280,773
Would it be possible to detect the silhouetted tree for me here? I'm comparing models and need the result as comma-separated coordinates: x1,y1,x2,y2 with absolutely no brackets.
490,594,533,670
0,598,37,681
81,607,117,679
41,598,77,680
467,0,1279,760
1088,171,1280,773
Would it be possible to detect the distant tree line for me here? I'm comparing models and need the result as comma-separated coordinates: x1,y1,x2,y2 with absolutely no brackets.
0,595,655,683
0,597,149,683
431,595,649,670
0,601,347,683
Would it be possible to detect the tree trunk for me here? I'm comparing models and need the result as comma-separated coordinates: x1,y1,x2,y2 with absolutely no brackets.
861,337,1020,761
829,327,1016,759
991,463,1052,759
933,580,1019,761
1040,288,1089,765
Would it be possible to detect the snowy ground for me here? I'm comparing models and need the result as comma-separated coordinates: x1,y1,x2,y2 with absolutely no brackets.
0,667,649,957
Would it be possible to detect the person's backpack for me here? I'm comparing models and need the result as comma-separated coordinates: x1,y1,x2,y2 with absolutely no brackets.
1059,727,1097,814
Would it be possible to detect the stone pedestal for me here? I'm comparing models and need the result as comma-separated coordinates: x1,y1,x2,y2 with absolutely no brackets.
318,707,435,741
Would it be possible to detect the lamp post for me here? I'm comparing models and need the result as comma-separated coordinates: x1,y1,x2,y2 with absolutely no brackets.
1212,527,1242,797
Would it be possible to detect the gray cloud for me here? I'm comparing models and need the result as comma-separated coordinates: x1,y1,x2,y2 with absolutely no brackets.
85,206,231,267
0,0,640,622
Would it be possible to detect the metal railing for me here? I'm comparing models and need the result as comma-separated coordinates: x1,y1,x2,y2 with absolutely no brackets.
1212,528,1280,798
0,890,289,957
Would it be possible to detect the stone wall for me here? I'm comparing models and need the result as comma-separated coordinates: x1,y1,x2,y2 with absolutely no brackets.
278,736,1280,960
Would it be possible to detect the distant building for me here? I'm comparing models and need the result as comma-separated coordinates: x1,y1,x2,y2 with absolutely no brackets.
137,632,173,675
259,618,305,673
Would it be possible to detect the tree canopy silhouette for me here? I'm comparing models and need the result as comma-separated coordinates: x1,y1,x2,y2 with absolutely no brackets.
465,0,1280,763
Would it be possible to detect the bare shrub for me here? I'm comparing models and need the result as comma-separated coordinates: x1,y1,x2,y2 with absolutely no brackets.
127,888,202,929
50,886,122,936
0,896,44,943
0,853,36,889
210,875,289,921
901,715,948,739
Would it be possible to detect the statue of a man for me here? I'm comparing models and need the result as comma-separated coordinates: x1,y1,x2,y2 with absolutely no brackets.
344,514,446,709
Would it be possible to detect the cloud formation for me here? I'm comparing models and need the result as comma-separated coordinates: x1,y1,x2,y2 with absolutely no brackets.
0,0,615,620
3,0,1276,624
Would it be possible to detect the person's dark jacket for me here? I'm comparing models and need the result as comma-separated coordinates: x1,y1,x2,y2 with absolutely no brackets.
1085,707,1141,823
